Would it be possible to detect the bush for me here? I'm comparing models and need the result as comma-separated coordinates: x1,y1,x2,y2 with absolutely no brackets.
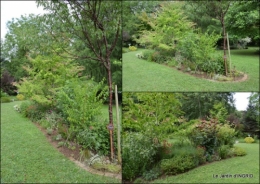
16,94,25,101
20,101,46,121
56,79,107,131
142,166,161,181
218,145,231,159
216,124,236,147
177,31,221,73
196,146,207,164
122,132,159,181
160,154,198,175
244,137,254,143
232,146,247,156
142,50,154,61
187,118,219,155
129,46,137,51
1,97,11,103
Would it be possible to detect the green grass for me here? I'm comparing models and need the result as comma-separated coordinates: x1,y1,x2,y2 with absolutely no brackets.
1,101,120,183
123,47,259,91
152,143,259,183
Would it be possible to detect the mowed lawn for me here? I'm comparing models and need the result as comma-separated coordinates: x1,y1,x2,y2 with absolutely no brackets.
122,47,259,91
1,101,120,183
152,143,259,183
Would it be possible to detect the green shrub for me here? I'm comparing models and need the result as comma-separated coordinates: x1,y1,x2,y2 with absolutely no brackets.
160,154,198,175
142,50,154,61
1,97,11,103
177,31,221,73
129,46,137,51
244,137,254,143
196,146,206,164
0,90,9,97
56,79,106,131
232,146,247,156
218,145,231,159
122,132,159,181
187,118,219,155
217,124,236,147
16,94,25,101
122,48,129,53
142,166,161,181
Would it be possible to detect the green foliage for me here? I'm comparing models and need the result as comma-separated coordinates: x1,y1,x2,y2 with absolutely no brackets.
56,79,107,131
142,166,161,181
129,46,137,51
160,153,198,175
232,146,247,156
187,118,219,155
142,50,154,61
15,53,84,107
177,31,221,73
216,124,236,147
210,102,228,124
122,132,159,181
123,92,183,139
218,145,231,159
16,94,25,101
76,120,116,156
19,101,46,121
1,97,12,103
136,2,195,58
244,137,255,143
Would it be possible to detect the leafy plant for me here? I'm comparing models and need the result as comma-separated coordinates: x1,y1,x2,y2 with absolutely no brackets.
218,145,231,159
244,137,254,143
16,94,25,101
129,46,137,51
232,146,247,156
1,97,11,103
122,132,160,181
142,166,161,181
216,124,236,147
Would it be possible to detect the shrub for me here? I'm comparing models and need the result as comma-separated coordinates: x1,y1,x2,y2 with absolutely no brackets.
0,90,9,97
1,97,11,103
160,154,198,175
142,166,161,181
232,146,247,156
218,145,231,159
244,137,254,143
16,94,25,101
122,132,159,181
187,118,219,155
216,124,236,147
129,46,137,51
56,79,107,131
142,50,154,61
196,146,207,164
177,31,221,73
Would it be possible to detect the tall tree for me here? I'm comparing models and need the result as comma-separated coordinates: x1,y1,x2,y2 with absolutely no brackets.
185,1,232,76
226,1,260,40
36,1,122,130
178,93,235,120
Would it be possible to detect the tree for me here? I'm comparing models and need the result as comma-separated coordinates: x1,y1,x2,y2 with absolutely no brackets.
226,1,260,40
36,0,121,131
136,2,195,54
123,92,183,139
178,93,235,120
185,1,232,75
242,93,260,136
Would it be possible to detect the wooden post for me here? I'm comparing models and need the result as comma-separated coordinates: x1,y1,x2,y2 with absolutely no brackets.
227,32,232,74
115,85,121,164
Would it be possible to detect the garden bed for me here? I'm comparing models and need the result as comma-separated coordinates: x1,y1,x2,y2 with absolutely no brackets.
165,63,248,82
33,121,122,180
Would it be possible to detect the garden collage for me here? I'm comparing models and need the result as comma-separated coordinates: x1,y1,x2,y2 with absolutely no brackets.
1,1,259,183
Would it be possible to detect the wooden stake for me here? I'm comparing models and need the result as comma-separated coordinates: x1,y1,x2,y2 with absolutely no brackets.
115,85,121,164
